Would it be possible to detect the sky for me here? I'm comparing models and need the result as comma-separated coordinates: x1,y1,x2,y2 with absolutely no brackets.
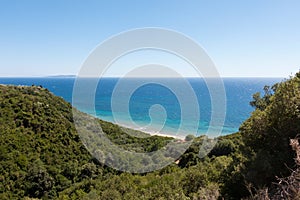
0,0,300,77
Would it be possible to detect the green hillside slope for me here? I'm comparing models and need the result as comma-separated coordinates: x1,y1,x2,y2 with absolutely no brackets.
0,85,173,199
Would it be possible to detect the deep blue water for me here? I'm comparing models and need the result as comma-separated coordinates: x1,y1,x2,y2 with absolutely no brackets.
0,77,282,137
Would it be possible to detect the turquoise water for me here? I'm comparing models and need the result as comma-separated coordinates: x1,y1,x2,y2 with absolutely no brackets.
0,77,282,137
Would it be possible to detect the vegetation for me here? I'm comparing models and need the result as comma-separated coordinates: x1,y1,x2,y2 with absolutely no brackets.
0,72,300,199
221,73,300,199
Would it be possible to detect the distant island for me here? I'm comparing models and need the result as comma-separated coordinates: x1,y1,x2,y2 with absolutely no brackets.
45,75,77,78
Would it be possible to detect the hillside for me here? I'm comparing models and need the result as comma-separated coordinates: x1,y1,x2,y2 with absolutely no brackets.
0,72,300,199
0,85,176,199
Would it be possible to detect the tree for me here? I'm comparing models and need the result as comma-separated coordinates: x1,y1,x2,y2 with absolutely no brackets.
241,72,300,189
25,159,55,198
250,84,277,111
185,134,195,141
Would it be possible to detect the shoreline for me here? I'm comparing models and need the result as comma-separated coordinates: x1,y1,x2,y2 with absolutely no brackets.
119,123,187,140
82,111,235,140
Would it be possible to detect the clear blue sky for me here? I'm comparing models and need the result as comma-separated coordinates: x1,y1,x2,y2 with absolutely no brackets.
0,0,300,77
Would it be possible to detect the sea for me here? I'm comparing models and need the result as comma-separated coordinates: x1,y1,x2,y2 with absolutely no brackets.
0,77,282,138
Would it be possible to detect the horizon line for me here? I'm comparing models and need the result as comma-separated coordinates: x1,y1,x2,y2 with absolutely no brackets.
0,75,286,79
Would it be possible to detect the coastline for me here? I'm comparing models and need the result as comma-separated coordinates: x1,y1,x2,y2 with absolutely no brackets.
117,123,187,140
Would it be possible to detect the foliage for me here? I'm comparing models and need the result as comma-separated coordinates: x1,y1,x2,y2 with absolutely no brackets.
221,72,300,199
241,73,300,187
249,84,277,111
243,138,300,200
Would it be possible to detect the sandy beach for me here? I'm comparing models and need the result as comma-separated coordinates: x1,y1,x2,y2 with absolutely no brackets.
118,123,186,140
